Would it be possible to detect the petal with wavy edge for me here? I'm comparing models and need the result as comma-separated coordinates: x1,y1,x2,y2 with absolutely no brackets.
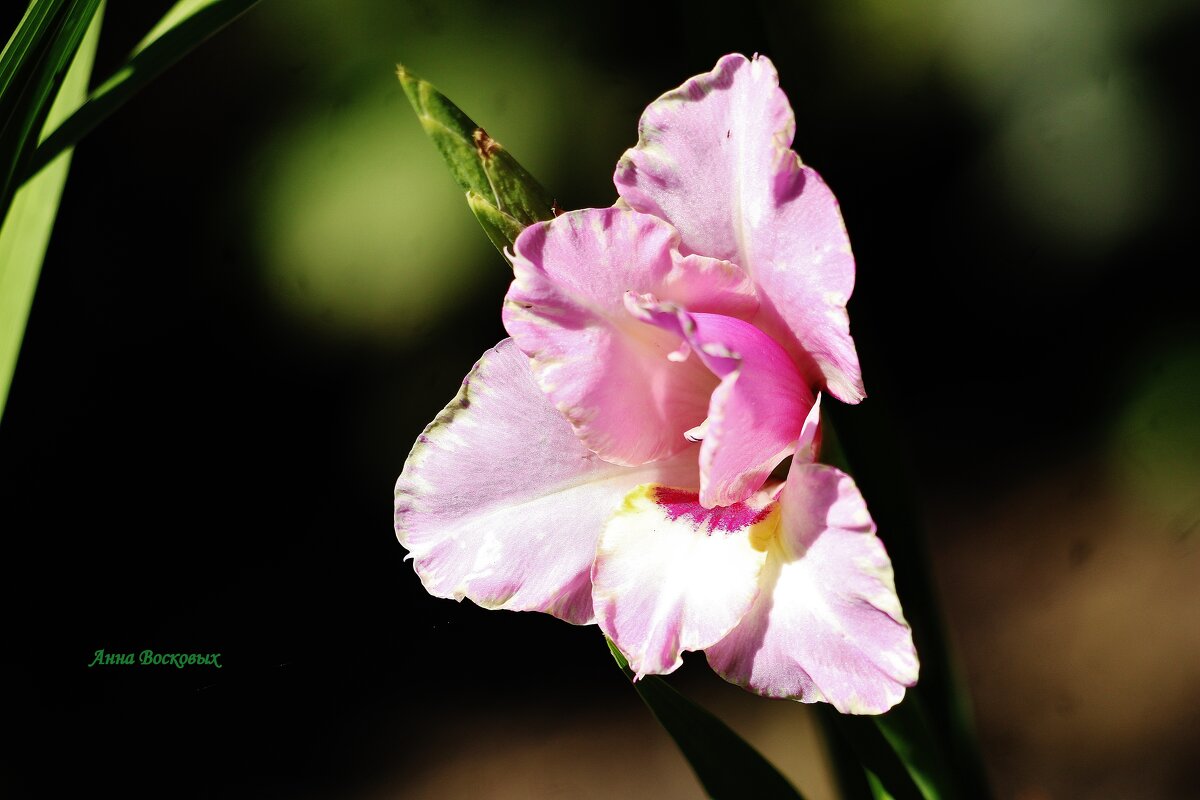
705,457,918,714
505,207,757,466
594,483,779,677
614,53,865,403
395,339,700,625
626,298,814,508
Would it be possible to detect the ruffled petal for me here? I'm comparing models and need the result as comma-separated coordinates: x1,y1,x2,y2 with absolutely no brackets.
394,339,700,624
705,457,918,714
626,298,814,508
614,53,865,403
504,207,756,466
593,484,777,678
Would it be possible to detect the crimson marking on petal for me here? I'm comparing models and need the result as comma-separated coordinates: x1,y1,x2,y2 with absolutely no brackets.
653,487,771,533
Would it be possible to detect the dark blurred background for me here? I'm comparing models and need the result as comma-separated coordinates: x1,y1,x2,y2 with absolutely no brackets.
2,1,1198,797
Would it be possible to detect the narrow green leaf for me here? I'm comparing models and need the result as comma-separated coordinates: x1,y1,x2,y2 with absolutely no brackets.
396,64,556,255
0,0,101,218
21,0,260,185
605,637,806,800
813,703,879,800
1,1,99,155
865,771,897,800
874,694,959,800
0,1,65,107
0,3,101,421
823,408,992,798
818,707,927,800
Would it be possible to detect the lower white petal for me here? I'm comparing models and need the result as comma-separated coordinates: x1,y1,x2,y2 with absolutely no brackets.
594,484,776,677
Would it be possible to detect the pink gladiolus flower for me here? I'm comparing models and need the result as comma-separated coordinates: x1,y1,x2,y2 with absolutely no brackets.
395,54,917,714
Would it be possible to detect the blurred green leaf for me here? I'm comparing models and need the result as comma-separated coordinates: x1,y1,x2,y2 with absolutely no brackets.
824,404,994,799
874,694,959,799
819,703,941,800
605,637,805,800
865,770,896,800
0,0,101,219
21,0,260,185
0,2,101,421
397,64,556,256
820,419,974,799
813,705,880,800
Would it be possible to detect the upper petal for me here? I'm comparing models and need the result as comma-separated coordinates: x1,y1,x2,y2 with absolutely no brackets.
593,483,776,677
504,207,755,466
627,298,814,507
394,339,700,625
705,456,918,714
614,53,865,403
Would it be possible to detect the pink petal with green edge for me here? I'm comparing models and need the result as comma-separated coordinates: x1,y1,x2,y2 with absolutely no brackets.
394,339,700,625
705,457,918,714
504,207,757,466
593,483,778,678
626,297,814,508
614,53,865,403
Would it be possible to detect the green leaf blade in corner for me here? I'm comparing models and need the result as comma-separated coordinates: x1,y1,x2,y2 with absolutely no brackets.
397,64,556,256
22,0,262,186
605,637,806,800
0,0,102,220
0,3,102,422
